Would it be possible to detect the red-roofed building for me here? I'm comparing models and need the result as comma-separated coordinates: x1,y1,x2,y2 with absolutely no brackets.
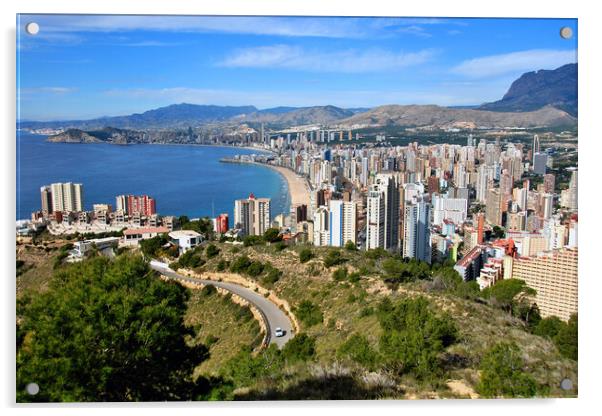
123,226,169,246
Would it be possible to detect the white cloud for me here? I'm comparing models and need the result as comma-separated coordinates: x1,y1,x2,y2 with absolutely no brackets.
451,49,576,78
23,15,463,40
218,45,436,73
21,87,77,94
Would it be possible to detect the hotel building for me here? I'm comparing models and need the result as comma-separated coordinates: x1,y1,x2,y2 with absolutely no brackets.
507,248,578,321
234,193,271,236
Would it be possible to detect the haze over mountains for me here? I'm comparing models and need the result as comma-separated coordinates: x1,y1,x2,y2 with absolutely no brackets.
21,64,577,131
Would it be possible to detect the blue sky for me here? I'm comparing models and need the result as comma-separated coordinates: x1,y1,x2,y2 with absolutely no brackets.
17,15,577,121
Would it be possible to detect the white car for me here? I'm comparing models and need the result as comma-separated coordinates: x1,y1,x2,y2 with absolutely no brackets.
274,327,285,337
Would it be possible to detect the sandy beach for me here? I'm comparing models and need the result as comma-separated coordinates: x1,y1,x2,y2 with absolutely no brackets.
268,166,312,207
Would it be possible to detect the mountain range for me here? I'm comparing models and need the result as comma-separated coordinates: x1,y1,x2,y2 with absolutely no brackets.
20,64,577,131
479,63,577,116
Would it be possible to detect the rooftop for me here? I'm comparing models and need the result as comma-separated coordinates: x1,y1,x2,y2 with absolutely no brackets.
124,226,169,236
169,230,202,238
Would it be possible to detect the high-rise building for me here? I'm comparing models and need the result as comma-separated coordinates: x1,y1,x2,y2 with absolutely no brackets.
313,206,330,246
560,169,578,210
543,173,556,194
533,152,548,175
130,195,156,217
476,164,494,203
328,200,357,247
365,174,400,251
214,213,229,234
507,248,578,321
115,194,128,213
402,199,431,263
116,195,156,217
234,193,271,236
40,185,53,214
50,182,83,213
541,193,554,220
432,194,467,226
476,212,485,244
532,134,540,166
485,187,504,227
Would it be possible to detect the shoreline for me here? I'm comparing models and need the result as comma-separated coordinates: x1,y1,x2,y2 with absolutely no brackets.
25,131,276,155
223,159,312,208
265,165,312,208
18,136,297,220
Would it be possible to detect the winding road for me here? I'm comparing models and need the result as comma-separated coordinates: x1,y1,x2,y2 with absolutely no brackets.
149,260,294,348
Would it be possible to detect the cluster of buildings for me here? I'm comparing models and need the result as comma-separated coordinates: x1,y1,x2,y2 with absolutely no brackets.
226,130,578,322
32,183,169,230
23,129,579,322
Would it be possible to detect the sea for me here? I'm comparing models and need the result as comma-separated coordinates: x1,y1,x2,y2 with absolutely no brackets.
16,133,290,222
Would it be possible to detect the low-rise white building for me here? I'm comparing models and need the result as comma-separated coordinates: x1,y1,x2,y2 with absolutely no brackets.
69,237,121,261
169,230,202,254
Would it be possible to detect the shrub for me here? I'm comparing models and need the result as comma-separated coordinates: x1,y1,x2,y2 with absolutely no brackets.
262,268,282,286
216,259,228,271
348,272,361,283
295,300,323,327
365,248,388,260
299,248,313,263
273,241,287,252
175,249,204,269
205,244,220,258
323,250,346,268
263,228,282,243
205,335,219,347
139,234,169,258
243,235,263,247
235,305,253,322
378,297,458,380
482,279,536,315
282,333,316,363
477,342,538,398
337,334,379,370
246,261,265,277
332,267,348,282
554,314,578,360
230,255,252,274
344,241,357,251
381,257,430,284
201,285,217,297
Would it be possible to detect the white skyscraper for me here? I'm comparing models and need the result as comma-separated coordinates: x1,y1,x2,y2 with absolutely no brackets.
234,193,271,236
328,200,357,247
313,206,330,246
50,182,83,213
402,199,432,263
365,174,400,251
476,165,494,203
432,194,468,226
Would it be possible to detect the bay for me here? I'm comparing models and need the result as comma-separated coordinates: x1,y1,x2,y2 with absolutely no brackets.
16,133,290,222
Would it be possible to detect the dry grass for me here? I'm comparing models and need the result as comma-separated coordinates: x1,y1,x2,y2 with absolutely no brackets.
185,289,263,378
200,242,578,398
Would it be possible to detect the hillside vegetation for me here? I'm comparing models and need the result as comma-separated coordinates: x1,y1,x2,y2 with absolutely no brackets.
16,237,577,401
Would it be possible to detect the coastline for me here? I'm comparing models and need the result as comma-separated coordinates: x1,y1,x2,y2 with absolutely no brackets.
266,165,312,208
223,159,312,208
17,136,290,220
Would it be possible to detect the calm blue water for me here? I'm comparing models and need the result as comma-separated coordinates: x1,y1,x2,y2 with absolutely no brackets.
16,133,290,221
